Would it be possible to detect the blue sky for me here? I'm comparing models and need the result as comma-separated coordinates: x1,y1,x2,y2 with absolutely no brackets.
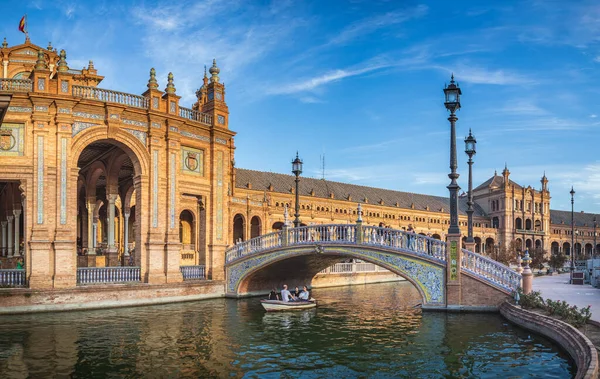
2,0,600,213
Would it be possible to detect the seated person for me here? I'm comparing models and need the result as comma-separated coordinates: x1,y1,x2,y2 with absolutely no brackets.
268,288,279,301
293,286,300,298
280,284,295,302
298,286,310,301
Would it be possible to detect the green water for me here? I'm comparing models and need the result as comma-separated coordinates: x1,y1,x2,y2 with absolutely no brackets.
0,282,573,378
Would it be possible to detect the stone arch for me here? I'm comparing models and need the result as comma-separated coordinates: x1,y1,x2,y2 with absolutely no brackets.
563,242,571,256
233,213,245,243
272,222,284,231
228,245,445,306
525,219,532,230
485,237,494,254
551,241,559,254
474,237,482,253
250,216,261,239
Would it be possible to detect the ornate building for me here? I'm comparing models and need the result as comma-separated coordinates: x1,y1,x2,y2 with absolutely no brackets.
0,37,598,290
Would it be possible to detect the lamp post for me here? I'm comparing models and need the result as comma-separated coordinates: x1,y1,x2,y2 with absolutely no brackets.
594,216,597,260
444,74,462,235
464,129,476,245
291,152,303,228
570,187,575,283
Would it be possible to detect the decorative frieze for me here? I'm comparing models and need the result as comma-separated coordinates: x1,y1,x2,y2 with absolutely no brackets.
170,153,176,229
216,150,224,240
152,150,158,228
72,122,100,137
34,105,48,112
73,111,105,120
169,126,179,133
7,106,32,113
215,137,227,145
180,130,210,142
37,136,44,224
181,146,204,175
151,122,161,129
124,128,147,146
58,108,71,114
122,118,148,127
60,138,67,224
109,114,120,120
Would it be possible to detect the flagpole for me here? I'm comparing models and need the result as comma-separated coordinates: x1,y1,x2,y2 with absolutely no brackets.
25,14,29,41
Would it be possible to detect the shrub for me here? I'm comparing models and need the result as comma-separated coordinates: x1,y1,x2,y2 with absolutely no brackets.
516,288,591,328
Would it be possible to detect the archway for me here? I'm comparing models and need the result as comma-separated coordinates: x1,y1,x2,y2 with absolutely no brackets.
75,140,144,268
534,220,541,231
515,218,522,230
485,238,494,255
474,237,482,253
272,222,284,231
250,216,261,239
585,243,593,258
179,210,195,265
515,238,523,252
233,214,245,243
563,242,571,256
551,242,559,255
525,239,532,250
525,219,532,230
0,181,25,269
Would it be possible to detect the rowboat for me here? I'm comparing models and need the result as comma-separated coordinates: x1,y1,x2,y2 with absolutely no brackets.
260,299,317,312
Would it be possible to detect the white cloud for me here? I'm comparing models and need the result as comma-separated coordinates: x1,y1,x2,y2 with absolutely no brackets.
438,64,536,86
591,114,598,118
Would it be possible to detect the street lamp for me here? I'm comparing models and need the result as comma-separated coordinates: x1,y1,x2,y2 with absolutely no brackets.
594,216,597,260
444,74,462,235
291,152,303,228
464,129,476,245
570,187,575,283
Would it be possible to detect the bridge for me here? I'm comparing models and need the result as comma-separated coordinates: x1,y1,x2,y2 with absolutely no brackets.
225,223,521,309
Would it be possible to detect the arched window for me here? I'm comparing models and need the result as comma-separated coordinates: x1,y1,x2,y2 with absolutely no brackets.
179,210,195,249
515,218,522,230
534,220,541,231
233,214,245,243
272,222,284,231
250,216,261,239
492,217,499,229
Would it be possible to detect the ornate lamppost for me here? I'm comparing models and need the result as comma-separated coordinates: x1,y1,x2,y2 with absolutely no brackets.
444,74,462,235
570,187,575,283
464,129,476,246
593,216,597,260
291,152,303,228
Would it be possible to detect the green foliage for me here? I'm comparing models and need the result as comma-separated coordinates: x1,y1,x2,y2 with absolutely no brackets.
516,288,591,328
529,247,548,270
548,251,567,271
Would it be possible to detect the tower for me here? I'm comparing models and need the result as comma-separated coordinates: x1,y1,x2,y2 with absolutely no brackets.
201,59,229,129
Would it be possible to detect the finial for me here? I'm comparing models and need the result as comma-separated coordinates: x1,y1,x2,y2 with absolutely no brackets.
209,58,220,83
494,170,497,176
147,68,158,89
34,50,47,70
88,60,95,69
505,162,507,170
283,204,290,226
47,42,53,51
165,72,176,94
450,73,455,83
357,203,363,223
204,65,207,78
2,38,8,48
57,49,68,72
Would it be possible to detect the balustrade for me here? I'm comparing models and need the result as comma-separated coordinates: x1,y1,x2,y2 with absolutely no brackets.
0,78,32,92
180,265,206,280
72,85,149,109
461,249,521,293
0,269,25,287
361,226,447,262
77,267,141,285
179,106,213,125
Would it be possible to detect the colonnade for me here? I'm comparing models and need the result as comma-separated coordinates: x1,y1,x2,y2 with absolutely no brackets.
0,209,21,257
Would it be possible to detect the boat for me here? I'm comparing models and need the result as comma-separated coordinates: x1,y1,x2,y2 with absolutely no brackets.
260,299,317,312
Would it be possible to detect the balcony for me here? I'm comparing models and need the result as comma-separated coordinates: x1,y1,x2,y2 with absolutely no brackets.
72,85,149,109
0,78,33,93
516,229,545,236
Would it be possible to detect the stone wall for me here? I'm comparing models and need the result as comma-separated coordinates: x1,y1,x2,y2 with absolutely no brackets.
0,281,225,314
500,301,598,379
311,271,405,289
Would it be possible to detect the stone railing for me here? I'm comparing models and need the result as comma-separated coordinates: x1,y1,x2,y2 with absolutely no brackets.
180,265,206,280
0,78,32,92
461,249,521,293
179,106,212,125
225,224,447,264
72,85,149,109
516,229,545,236
0,269,26,287
318,262,387,274
77,267,141,285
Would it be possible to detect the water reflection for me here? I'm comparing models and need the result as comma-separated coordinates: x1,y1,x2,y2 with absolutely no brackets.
0,282,573,378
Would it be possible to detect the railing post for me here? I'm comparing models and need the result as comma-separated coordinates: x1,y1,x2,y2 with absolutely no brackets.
281,225,289,247
445,233,462,308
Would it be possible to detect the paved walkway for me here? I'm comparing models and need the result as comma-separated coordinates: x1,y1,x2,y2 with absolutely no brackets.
533,272,600,323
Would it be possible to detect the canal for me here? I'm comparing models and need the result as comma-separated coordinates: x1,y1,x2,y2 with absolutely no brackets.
0,282,573,378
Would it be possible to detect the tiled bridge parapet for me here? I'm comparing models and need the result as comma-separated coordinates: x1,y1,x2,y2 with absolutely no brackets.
224,224,522,309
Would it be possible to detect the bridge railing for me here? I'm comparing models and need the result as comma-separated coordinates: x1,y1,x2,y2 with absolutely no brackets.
226,231,283,262
361,226,447,262
461,249,521,293
288,224,357,245
0,269,26,287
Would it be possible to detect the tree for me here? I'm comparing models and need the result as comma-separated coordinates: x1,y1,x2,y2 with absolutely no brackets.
548,251,567,271
495,240,520,266
528,247,548,270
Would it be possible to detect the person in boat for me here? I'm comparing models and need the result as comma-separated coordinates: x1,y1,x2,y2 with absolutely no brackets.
298,286,310,301
280,284,295,302
268,288,279,301
293,286,300,298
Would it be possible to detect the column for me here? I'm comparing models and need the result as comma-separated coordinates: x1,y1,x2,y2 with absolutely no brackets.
1,221,6,257
2,60,7,78
123,209,130,257
92,217,98,248
6,215,13,257
13,209,21,256
86,201,95,255
107,194,117,249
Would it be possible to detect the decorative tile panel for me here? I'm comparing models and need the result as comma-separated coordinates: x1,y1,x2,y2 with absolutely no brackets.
60,138,67,224
109,114,120,119
169,126,178,133
170,153,176,229
37,123,44,129
0,123,24,156
151,122,161,129
37,136,44,224
152,150,158,228
34,106,48,112
216,150,224,240
72,122,100,137
37,78,45,91
218,115,225,125
61,80,68,93
58,108,71,114
122,118,148,127
8,106,32,113
152,97,159,109
170,101,176,113
73,111,105,120
180,130,210,142
215,137,227,145
124,128,147,146
181,146,204,175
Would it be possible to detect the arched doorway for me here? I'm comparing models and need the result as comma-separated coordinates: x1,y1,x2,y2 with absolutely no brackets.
525,239,532,250
551,242,559,255
0,181,25,269
250,216,261,239
272,222,284,231
525,219,532,230
485,237,494,255
180,210,195,265
76,140,143,268
474,237,482,253
515,238,523,252
233,214,245,243
563,242,571,256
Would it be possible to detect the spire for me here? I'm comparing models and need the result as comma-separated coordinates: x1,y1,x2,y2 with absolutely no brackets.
88,60,95,70
2,38,7,48
34,50,47,70
494,170,497,176
209,59,220,83
541,171,548,190
165,72,176,94
57,49,68,72
47,42,53,51
147,68,158,89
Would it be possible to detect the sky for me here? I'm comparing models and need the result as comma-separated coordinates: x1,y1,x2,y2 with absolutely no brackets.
2,0,600,213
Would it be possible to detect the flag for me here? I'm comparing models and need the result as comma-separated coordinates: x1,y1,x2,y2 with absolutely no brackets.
18,15,26,34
